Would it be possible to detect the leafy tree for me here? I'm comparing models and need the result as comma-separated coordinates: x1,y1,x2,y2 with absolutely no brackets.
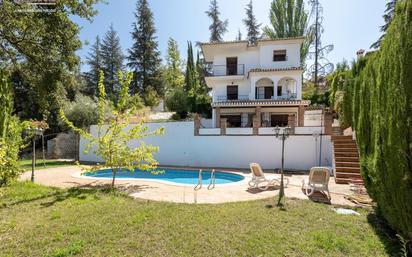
371,0,397,49
243,0,261,45
0,71,26,186
164,38,184,92
307,0,334,93
127,0,163,102
206,0,228,42
60,71,164,188
84,36,103,97
0,0,100,115
60,94,101,129
101,24,125,99
263,0,312,63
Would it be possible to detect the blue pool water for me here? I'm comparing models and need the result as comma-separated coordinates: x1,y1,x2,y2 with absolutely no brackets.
83,168,245,185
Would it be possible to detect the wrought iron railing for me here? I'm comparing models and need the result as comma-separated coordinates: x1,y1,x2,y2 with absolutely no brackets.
205,64,245,77
216,95,249,101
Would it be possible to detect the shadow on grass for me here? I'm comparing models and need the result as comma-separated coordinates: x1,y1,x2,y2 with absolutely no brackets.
367,211,405,257
1,182,154,209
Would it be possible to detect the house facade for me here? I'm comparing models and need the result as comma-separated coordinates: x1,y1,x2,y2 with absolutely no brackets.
200,37,309,129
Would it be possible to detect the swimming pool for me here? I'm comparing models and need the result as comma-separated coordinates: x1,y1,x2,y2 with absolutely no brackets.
82,168,245,185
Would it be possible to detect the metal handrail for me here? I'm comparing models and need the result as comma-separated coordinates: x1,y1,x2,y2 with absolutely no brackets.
207,169,216,190
194,169,203,191
205,64,245,77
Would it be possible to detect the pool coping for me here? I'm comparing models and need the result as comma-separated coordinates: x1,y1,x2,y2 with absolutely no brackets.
71,169,251,188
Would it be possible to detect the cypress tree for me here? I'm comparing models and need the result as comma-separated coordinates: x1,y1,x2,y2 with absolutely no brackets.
206,0,228,42
84,36,102,97
348,0,412,246
128,0,163,101
184,42,199,113
101,24,124,99
243,0,261,45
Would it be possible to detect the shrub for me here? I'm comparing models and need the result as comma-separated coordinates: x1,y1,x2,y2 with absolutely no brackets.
165,87,189,119
0,71,25,186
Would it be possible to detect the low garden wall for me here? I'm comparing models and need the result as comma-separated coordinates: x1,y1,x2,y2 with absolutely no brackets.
80,122,333,171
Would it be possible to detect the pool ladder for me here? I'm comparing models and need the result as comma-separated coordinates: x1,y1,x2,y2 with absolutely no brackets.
194,169,216,204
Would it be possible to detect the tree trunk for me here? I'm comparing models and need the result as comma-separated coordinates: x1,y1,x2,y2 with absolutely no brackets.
111,167,117,188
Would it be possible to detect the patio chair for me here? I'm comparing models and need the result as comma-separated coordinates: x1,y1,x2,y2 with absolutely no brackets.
248,163,288,190
302,167,331,199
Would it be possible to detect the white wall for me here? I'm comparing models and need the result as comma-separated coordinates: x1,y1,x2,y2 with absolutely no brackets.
259,43,301,69
80,122,333,171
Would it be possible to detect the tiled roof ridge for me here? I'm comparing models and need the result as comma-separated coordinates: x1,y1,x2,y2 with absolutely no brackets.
199,36,305,46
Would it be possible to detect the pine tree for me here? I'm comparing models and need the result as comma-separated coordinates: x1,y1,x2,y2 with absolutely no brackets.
101,24,124,99
371,0,397,49
164,38,184,92
127,0,163,102
243,0,261,45
83,36,102,97
206,0,228,42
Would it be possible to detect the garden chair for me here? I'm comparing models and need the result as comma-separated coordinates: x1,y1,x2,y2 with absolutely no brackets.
248,163,288,190
302,167,331,199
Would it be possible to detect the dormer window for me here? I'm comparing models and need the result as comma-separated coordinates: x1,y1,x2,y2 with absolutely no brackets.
273,50,287,61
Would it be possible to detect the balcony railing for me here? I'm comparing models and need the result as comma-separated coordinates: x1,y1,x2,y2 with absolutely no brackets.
205,64,245,77
216,95,249,101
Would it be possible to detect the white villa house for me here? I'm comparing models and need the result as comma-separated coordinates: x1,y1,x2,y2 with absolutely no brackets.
200,37,309,129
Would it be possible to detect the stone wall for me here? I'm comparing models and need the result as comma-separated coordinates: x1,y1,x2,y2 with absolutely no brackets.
47,132,78,159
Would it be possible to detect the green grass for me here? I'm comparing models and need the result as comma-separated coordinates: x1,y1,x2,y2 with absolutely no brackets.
0,182,400,257
18,159,75,171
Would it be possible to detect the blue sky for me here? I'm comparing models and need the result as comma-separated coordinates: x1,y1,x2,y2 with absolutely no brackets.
74,0,387,71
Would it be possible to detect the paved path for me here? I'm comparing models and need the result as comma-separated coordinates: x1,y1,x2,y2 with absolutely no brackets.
20,166,356,205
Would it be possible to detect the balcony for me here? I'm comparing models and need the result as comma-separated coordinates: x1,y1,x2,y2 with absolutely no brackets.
205,64,245,77
215,95,249,101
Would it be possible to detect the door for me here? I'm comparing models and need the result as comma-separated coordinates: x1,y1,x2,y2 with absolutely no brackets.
227,85,238,100
226,57,238,75
222,115,242,128
264,87,274,99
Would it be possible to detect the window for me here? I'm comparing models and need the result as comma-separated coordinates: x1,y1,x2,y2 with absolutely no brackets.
227,85,238,100
226,57,238,75
273,50,287,61
256,87,274,99
277,85,283,97
271,114,289,127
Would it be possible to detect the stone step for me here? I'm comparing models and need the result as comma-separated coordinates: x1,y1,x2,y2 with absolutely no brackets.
335,172,362,179
335,156,359,162
336,167,360,173
335,177,356,184
333,140,356,145
334,143,357,149
335,161,359,167
332,135,353,141
334,147,358,152
335,152,359,157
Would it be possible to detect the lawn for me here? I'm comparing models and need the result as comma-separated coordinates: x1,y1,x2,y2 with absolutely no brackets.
18,159,75,171
0,182,399,257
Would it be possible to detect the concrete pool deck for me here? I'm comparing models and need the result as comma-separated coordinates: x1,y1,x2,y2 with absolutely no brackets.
20,166,358,206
